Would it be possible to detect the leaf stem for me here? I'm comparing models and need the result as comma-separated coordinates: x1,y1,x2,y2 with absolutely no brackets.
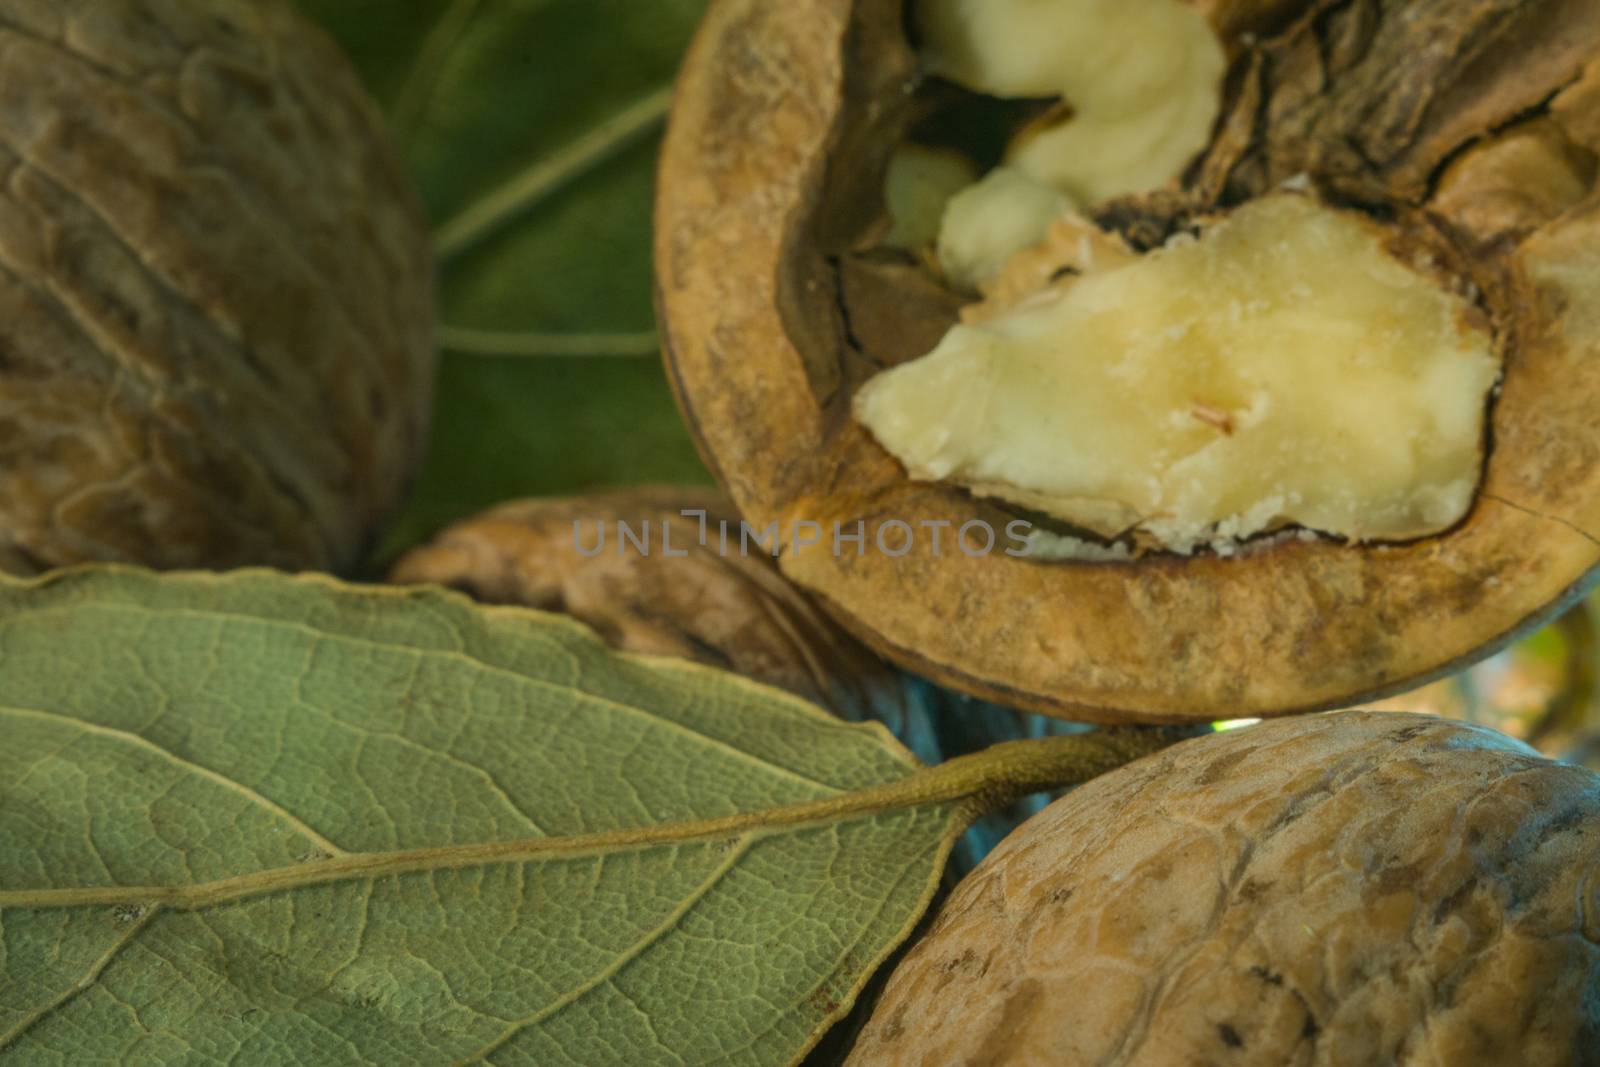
391,0,486,146
434,84,675,261
438,325,660,358
0,730,1184,914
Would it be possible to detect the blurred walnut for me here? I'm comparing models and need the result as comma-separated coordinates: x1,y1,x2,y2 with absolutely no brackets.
0,0,434,574
848,712,1600,1066
390,488,903,721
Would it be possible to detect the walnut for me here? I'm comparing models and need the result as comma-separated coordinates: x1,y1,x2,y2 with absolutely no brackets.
388,488,904,721
656,0,1600,723
845,712,1600,1066
0,0,434,574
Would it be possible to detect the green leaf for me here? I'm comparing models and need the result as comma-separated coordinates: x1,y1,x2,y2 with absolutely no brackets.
295,0,713,552
0,569,1161,1064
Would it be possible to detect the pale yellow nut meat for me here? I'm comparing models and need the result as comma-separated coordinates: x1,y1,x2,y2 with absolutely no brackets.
883,144,980,254
856,194,1500,554
917,0,1227,203
936,167,1075,289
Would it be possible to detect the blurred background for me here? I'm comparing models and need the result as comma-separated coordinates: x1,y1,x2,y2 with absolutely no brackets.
297,0,710,554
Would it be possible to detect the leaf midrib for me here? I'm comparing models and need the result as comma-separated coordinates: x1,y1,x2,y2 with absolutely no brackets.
0,774,959,914
0,733,1166,914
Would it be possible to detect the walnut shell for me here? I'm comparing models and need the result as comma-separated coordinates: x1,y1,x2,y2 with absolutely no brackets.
655,0,1600,722
388,487,905,721
0,0,434,574
846,712,1600,1066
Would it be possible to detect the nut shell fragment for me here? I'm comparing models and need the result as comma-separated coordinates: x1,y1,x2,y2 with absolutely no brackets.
389,488,904,721
847,712,1600,1066
0,0,434,573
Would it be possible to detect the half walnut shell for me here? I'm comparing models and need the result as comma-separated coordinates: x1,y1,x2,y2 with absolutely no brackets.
656,0,1600,723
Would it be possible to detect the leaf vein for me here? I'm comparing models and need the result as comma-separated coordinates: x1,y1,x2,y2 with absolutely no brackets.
434,83,674,260
726,828,944,1064
451,837,756,1066
322,712,550,838
0,797,959,914
39,601,852,796
390,0,484,144
0,905,159,1052
0,703,347,860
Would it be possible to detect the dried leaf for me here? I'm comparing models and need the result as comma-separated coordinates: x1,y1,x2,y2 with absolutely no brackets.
0,568,1160,1064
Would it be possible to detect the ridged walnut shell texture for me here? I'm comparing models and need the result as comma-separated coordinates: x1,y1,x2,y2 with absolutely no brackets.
0,0,434,574
846,712,1600,1067
656,0,1600,722
388,488,907,723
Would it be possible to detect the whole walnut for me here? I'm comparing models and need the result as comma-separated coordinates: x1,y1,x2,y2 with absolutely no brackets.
847,712,1600,1066
389,488,904,722
0,0,434,574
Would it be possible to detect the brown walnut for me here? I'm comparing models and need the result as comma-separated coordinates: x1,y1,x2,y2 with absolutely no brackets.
846,711,1600,1066
389,488,905,722
0,0,434,574
656,0,1600,722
